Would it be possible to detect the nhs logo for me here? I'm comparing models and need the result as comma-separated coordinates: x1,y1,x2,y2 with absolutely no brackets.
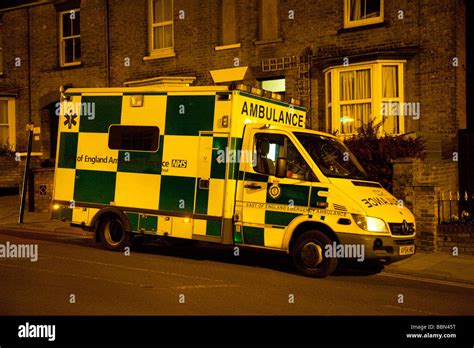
171,159,187,168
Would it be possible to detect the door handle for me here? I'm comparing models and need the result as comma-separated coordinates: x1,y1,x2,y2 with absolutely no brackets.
244,183,262,189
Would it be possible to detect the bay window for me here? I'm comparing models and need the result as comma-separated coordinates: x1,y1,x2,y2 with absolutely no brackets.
324,60,405,136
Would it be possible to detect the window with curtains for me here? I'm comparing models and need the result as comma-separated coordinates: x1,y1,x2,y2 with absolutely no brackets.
344,0,384,28
148,0,174,57
0,99,16,149
324,61,404,136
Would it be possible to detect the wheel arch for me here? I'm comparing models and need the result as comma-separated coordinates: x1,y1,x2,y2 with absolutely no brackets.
282,220,340,254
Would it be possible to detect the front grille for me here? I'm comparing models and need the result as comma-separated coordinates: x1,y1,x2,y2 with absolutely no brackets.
389,222,415,236
394,239,416,245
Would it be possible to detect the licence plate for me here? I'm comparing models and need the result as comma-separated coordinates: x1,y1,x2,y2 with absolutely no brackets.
399,245,415,255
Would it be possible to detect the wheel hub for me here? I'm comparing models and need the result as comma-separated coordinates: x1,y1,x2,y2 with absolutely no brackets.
104,220,124,246
301,242,323,268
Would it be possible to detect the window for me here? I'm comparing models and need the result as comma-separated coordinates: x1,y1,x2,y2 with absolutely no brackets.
295,132,368,180
221,0,237,46
108,126,160,152
344,0,384,28
261,78,285,93
59,9,81,67
148,0,174,57
0,98,16,149
325,60,404,136
253,133,316,181
258,0,280,42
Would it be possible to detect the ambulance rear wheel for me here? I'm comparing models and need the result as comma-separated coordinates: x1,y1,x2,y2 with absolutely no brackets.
99,215,130,251
292,230,338,278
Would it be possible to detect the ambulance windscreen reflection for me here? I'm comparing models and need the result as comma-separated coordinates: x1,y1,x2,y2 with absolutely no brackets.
295,133,369,180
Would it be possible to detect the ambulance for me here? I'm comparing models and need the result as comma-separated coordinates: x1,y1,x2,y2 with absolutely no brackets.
52,83,416,278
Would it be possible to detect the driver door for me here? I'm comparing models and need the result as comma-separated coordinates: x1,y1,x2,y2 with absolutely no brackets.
237,130,317,248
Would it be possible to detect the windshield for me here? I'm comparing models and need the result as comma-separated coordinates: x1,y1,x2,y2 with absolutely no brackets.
294,132,368,179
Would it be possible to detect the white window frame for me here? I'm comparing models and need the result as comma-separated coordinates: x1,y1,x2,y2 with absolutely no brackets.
324,60,405,137
0,98,16,150
59,8,81,67
0,23,3,75
344,0,384,29
147,0,175,59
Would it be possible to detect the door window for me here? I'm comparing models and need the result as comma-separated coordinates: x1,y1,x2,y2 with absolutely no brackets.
253,133,316,181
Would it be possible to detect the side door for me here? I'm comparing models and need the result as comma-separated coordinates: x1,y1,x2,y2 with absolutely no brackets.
236,129,318,249
193,131,230,242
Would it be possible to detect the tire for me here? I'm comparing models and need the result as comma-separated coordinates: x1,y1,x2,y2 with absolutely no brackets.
291,230,338,278
98,215,130,251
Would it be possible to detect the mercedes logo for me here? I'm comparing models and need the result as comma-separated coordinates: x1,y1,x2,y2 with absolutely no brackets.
402,220,409,234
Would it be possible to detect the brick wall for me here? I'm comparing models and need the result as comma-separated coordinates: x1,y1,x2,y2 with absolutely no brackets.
31,167,54,213
392,158,466,253
0,155,20,189
438,224,474,255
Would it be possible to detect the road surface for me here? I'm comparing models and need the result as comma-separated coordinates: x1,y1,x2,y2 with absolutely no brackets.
0,228,473,315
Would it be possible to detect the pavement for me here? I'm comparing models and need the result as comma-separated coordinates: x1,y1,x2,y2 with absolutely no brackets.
1,193,474,286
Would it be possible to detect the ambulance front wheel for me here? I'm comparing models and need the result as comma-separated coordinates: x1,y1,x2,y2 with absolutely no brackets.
292,230,338,278
98,215,130,251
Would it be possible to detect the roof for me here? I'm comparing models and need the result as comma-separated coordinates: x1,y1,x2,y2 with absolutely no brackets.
64,85,231,95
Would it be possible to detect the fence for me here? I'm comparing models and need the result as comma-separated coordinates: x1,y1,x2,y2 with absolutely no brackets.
438,191,474,224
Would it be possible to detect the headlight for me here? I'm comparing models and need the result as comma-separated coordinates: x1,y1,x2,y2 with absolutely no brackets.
352,214,389,234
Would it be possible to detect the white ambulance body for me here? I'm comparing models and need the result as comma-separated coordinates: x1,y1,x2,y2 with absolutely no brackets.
52,84,416,277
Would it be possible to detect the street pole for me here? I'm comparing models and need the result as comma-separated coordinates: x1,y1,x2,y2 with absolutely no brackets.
19,123,34,224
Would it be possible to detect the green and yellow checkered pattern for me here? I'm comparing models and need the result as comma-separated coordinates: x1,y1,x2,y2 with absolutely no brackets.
53,92,235,240
53,90,329,250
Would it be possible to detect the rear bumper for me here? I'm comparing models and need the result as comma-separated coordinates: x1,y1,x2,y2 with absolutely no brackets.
337,232,416,262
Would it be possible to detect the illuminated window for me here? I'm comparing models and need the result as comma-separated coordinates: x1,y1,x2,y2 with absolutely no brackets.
148,0,174,57
0,99,16,150
344,0,384,28
325,60,404,136
261,78,285,93
59,9,81,67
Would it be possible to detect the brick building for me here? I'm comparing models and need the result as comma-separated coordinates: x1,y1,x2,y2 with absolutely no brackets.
0,0,471,249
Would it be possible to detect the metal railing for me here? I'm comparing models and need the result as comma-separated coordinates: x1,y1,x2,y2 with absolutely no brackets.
438,191,474,224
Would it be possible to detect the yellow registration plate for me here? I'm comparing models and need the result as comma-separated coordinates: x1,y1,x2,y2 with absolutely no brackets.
399,245,415,255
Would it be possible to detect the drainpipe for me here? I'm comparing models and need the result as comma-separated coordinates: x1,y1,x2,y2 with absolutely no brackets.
104,0,110,87
27,7,32,123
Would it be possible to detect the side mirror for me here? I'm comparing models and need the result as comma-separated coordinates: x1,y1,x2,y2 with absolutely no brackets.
275,157,287,178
